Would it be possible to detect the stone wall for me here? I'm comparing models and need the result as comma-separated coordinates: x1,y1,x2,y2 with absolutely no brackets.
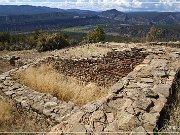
48,45,180,134
0,43,180,134
0,68,80,128
149,42,180,48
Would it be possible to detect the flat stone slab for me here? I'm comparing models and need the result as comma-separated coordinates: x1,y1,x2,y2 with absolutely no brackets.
153,84,171,98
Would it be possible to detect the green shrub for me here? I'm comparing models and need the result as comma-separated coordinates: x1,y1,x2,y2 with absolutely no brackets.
0,32,11,43
86,26,105,43
0,42,5,51
36,32,70,52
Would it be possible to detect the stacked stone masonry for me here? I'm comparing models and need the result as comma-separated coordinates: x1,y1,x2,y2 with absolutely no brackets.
0,43,180,134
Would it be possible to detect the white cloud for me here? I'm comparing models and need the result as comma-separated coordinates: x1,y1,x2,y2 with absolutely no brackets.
0,0,179,11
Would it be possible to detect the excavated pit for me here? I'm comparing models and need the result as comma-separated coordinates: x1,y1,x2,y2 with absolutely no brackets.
13,48,148,105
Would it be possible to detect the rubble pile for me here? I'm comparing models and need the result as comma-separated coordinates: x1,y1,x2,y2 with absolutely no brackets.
52,48,147,87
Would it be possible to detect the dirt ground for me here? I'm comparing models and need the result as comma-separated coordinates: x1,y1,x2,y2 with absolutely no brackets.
0,59,14,74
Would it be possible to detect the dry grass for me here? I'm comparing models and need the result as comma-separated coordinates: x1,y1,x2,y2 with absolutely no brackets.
158,79,180,134
0,99,14,132
53,44,111,59
161,92,180,133
13,64,109,105
0,98,48,133
169,90,180,128
0,99,13,123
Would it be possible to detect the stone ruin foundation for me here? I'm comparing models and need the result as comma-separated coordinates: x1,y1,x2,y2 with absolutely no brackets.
35,48,147,87
0,43,180,134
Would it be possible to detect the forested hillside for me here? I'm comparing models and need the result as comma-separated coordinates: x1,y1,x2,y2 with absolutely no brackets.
0,6,180,32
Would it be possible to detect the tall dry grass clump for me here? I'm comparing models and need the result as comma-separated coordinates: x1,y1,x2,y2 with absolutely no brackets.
0,99,48,132
13,64,108,105
0,99,13,123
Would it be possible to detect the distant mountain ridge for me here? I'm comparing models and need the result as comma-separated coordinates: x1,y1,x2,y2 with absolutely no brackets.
0,5,179,32
0,5,96,16
0,5,64,16
101,9,180,25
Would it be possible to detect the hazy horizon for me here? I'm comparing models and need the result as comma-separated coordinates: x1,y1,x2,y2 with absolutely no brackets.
0,0,180,12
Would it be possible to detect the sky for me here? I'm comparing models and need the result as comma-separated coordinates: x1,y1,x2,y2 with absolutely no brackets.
0,0,180,12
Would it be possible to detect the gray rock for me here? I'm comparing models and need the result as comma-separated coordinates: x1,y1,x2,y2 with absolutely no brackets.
104,122,117,132
5,77,12,80
142,113,159,125
27,93,36,100
3,80,11,86
138,67,153,78
21,100,29,108
150,59,168,68
125,89,139,99
122,77,129,85
116,110,139,130
33,95,44,103
152,97,167,112
153,70,167,77
142,59,151,64
82,102,99,113
0,95,4,100
4,91,15,96
14,96,27,103
126,107,135,114
153,84,171,98
0,75,6,80
106,113,114,123
12,83,22,89
43,108,54,116
0,84,4,90
15,90,24,95
169,52,179,58
133,98,154,111
107,98,126,111
145,90,159,99
143,123,154,134
168,70,176,76
32,102,44,113
91,110,105,122
93,122,104,132
44,101,58,108
127,83,140,89
50,113,60,120
141,78,154,83
111,82,124,93
131,126,147,135
71,123,87,135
